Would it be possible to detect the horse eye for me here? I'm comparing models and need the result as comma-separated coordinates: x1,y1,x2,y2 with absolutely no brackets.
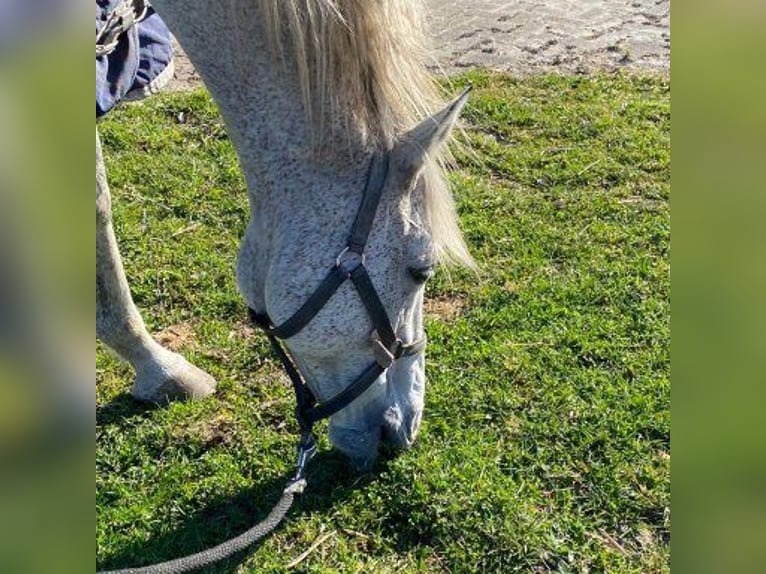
408,265,435,284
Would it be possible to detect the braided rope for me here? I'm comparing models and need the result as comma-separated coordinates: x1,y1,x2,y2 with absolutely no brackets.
98,479,306,574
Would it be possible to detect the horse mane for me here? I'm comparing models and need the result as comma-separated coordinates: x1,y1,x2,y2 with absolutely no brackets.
256,0,474,267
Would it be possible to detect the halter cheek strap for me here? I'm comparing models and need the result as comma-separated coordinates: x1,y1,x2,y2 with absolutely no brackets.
249,151,426,435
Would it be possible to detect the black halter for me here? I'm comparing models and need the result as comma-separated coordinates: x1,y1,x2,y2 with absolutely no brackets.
97,153,429,574
249,151,426,442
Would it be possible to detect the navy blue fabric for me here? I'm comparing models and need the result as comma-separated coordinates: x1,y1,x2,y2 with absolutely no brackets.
96,1,173,118
131,9,173,94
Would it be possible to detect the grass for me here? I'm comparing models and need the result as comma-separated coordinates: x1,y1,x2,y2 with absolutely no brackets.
97,72,670,573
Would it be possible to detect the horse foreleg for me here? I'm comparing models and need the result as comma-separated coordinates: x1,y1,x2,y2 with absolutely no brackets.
96,131,216,402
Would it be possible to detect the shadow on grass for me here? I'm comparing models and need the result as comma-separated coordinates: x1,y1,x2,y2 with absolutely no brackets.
97,399,459,570
96,391,161,427
97,447,393,573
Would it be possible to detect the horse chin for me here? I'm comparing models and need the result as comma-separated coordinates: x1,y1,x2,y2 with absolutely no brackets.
327,401,424,470
328,422,381,471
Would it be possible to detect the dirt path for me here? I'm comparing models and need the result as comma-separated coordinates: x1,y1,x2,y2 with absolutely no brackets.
167,0,669,91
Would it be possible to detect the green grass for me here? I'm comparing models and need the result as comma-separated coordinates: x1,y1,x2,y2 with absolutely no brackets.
97,72,670,573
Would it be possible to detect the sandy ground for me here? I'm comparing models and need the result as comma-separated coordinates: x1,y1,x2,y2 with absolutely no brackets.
167,0,669,91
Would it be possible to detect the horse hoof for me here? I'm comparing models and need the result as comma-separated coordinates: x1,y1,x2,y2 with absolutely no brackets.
131,352,216,403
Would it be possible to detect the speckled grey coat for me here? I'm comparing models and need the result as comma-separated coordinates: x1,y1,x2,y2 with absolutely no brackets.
96,0,469,468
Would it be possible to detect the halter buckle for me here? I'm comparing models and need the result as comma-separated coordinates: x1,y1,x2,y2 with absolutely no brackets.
335,246,366,274
371,331,403,369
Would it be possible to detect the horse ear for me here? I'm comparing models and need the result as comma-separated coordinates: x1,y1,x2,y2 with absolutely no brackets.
391,86,472,183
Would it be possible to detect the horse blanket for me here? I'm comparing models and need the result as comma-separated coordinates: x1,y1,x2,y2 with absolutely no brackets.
96,0,173,118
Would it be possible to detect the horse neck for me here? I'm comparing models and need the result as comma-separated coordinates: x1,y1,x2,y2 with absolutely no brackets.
153,0,364,195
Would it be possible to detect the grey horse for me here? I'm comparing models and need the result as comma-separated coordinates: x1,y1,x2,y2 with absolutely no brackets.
96,0,472,468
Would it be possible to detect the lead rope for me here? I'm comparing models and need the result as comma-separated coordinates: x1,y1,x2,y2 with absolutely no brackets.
97,433,317,574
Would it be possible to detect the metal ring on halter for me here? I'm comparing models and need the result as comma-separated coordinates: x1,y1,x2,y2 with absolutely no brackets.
335,246,366,272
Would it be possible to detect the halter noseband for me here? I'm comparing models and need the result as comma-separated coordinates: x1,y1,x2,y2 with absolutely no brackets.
248,151,426,444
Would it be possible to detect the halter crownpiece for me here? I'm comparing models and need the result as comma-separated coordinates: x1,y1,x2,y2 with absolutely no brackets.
248,150,426,438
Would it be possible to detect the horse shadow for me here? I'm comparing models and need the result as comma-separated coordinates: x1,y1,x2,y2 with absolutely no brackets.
96,391,161,427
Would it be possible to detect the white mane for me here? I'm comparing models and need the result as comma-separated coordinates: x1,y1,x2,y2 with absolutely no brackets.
257,0,474,267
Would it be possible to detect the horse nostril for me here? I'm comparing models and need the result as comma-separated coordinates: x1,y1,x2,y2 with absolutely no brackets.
382,404,422,450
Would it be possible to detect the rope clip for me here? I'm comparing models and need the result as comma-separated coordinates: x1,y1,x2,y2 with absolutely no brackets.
292,432,317,483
